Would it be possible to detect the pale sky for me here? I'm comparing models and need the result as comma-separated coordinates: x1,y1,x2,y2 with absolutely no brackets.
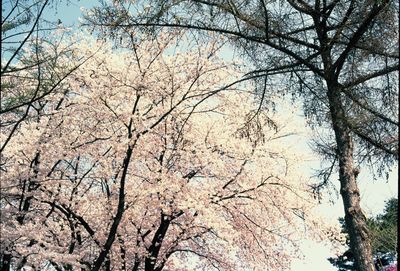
291,240,338,271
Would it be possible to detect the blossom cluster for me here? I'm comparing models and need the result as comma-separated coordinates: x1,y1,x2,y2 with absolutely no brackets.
0,33,338,270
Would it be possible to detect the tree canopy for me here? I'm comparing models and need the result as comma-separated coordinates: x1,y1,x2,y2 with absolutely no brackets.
0,32,336,270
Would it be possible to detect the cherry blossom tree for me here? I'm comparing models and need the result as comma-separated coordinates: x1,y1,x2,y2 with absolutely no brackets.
82,2,399,270
2,2,91,266
1,0,88,153
1,33,338,270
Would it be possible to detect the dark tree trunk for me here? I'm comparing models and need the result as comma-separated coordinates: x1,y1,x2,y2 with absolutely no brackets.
132,259,140,271
118,235,126,271
145,214,171,271
92,145,133,271
327,85,374,271
1,253,11,271
17,152,40,225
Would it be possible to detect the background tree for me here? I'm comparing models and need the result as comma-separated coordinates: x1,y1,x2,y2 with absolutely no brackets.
1,33,335,270
1,1,90,269
329,197,398,271
83,1,399,270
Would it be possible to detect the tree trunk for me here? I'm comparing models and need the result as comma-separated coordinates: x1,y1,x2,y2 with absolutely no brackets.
327,85,375,271
92,145,133,271
145,214,171,271
1,253,11,271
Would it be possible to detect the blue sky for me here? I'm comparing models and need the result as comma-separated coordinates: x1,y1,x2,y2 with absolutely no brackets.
45,0,97,26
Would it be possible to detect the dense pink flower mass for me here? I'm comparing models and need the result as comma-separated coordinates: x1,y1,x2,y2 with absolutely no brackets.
1,33,339,270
